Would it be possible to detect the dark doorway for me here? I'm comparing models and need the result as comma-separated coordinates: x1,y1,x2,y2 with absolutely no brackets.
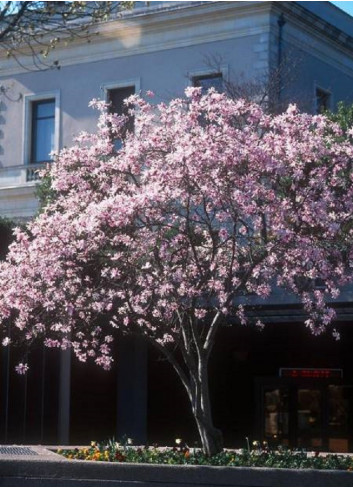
256,376,353,452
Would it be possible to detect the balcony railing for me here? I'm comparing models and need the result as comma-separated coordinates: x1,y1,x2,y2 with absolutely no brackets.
0,163,47,188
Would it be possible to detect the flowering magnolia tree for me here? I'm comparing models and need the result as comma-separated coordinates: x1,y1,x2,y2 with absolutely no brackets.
1,88,353,455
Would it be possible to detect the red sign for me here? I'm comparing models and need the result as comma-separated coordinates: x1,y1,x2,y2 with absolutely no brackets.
279,368,343,379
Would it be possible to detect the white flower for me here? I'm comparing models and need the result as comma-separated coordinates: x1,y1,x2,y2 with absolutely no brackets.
15,363,29,375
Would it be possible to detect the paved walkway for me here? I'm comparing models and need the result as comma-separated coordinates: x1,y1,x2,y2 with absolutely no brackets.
0,446,174,486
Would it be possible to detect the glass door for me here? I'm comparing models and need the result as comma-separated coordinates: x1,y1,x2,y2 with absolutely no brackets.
296,388,322,449
263,387,289,446
257,378,353,452
327,385,352,452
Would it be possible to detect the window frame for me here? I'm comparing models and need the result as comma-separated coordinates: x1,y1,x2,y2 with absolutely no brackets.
101,78,141,105
187,65,229,92
23,91,60,166
30,98,56,164
101,79,140,149
192,73,224,93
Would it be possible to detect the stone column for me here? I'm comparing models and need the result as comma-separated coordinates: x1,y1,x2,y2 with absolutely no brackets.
58,348,71,445
116,337,147,444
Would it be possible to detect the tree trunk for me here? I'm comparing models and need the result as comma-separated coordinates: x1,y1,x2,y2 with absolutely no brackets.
195,415,223,456
190,362,223,456
152,335,223,456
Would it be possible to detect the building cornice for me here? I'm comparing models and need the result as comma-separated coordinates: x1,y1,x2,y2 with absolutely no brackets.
0,2,351,80
270,2,353,77
0,2,273,76
0,182,37,195
272,1,353,55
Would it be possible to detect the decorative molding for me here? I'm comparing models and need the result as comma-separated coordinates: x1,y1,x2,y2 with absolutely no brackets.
0,183,38,219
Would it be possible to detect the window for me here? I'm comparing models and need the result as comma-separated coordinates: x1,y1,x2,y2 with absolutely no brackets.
23,91,60,172
107,85,135,136
316,87,331,114
105,85,136,150
31,99,55,163
193,73,223,93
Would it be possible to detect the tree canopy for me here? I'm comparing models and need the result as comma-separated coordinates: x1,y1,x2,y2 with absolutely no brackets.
0,1,132,70
0,88,353,454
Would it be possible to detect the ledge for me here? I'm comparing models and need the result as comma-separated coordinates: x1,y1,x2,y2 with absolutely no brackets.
0,447,353,486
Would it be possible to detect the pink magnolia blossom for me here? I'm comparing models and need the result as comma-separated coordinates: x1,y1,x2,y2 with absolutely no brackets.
15,363,29,375
0,88,352,455
0,88,352,357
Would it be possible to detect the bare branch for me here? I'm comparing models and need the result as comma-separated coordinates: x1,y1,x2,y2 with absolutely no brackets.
0,1,133,70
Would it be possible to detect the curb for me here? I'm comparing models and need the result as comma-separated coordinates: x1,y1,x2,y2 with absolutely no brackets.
1,447,353,486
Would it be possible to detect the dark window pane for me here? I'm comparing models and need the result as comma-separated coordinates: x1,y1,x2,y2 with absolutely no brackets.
193,74,223,93
31,99,55,163
316,88,330,114
108,86,135,116
107,86,135,145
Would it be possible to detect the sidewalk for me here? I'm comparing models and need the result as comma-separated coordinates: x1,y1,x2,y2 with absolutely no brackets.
0,446,168,487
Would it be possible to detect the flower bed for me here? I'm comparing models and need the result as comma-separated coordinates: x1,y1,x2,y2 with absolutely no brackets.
57,439,353,471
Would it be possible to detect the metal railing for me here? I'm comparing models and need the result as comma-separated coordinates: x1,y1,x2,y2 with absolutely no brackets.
0,163,47,188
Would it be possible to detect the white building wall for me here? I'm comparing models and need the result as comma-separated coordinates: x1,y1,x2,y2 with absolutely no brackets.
0,1,273,218
0,1,352,219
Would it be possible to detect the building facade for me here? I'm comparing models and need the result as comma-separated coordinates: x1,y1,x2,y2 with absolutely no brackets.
1,1,353,451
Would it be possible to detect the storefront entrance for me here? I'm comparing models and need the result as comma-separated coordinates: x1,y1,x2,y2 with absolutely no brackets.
256,369,353,452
